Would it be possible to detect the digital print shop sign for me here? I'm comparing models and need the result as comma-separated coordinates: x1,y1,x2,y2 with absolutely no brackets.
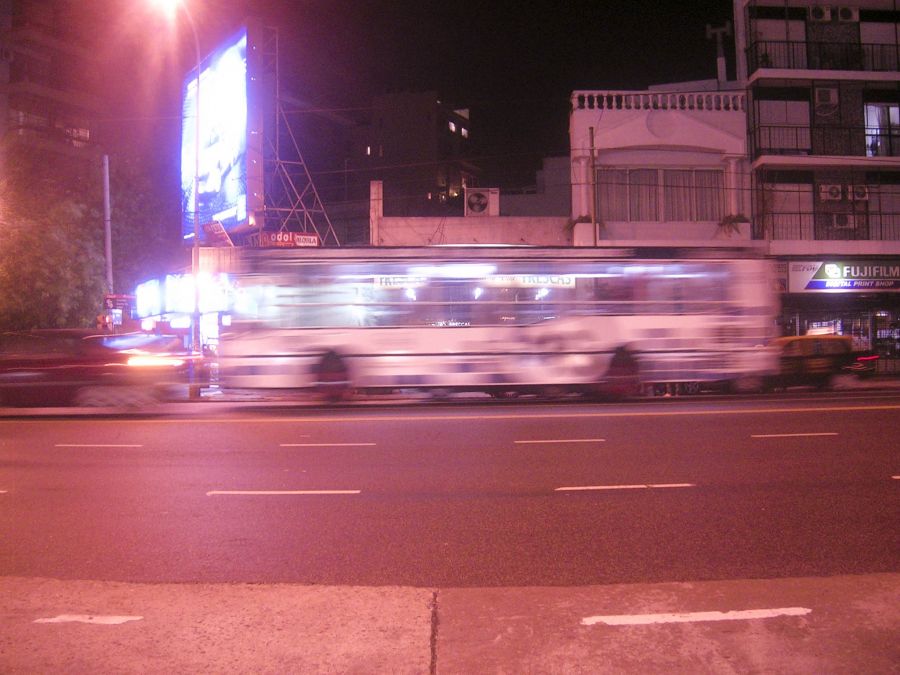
789,260,900,292
181,26,263,243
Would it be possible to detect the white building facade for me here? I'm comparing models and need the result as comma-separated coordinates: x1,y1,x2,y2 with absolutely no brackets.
570,85,751,245
569,1,900,362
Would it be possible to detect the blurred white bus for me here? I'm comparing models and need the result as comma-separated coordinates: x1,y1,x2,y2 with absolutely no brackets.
219,247,778,400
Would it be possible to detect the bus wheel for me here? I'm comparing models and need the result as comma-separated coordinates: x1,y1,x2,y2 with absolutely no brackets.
541,385,567,400
315,352,352,402
683,381,701,395
729,375,764,394
598,347,641,400
490,390,519,400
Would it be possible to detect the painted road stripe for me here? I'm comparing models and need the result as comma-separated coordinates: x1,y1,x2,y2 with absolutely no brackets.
55,444,144,448
751,432,838,439
556,483,695,492
582,607,811,626
207,490,361,496
0,490,7,493
515,438,606,444
9,403,898,426
893,476,900,480
280,443,376,447
34,615,143,625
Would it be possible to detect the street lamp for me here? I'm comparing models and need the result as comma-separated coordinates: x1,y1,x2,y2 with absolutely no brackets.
152,0,202,361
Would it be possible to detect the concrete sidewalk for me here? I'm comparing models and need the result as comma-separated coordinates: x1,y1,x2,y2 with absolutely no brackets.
830,373,900,390
3,574,898,673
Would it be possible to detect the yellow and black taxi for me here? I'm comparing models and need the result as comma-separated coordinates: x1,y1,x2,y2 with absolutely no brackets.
765,334,854,391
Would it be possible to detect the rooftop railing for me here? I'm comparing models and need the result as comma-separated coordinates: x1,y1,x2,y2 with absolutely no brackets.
572,91,746,112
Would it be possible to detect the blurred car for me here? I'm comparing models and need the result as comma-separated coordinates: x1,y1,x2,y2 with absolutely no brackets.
0,329,206,407
841,350,880,378
765,335,854,391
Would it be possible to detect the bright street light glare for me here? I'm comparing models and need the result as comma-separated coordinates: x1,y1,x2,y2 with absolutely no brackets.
151,0,180,20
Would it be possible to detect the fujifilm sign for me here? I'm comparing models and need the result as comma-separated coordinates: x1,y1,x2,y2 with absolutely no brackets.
789,260,900,292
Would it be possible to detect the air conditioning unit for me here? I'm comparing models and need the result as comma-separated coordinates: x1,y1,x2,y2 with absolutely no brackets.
848,184,869,201
831,213,857,229
808,6,832,21
815,87,839,107
464,187,500,217
819,183,843,201
837,7,859,21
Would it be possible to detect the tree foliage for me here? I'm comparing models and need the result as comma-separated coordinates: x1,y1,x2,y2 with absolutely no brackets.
0,145,180,330
107,154,183,295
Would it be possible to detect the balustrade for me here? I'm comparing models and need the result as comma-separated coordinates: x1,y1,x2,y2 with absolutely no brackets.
572,91,746,112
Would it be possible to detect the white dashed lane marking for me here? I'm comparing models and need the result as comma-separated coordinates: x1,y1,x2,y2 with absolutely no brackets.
751,433,838,439
556,483,695,492
207,490,361,496
34,615,143,625
279,443,376,447
54,444,144,448
515,438,606,444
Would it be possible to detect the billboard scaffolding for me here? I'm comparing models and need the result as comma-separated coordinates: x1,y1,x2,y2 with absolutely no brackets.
251,24,340,247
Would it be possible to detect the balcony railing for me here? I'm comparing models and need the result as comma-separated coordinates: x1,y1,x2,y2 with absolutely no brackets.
750,124,900,158
748,40,899,73
572,91,745,112
753,212,900,241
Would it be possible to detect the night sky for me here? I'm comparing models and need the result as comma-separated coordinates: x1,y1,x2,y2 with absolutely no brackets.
91,0,736,187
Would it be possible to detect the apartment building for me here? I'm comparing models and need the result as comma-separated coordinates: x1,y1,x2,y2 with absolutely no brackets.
737,0,900,357
349,91,481,216
0,0,102,164
569,2,900,360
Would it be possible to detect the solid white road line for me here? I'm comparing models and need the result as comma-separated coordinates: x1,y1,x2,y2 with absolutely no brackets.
751,432,838,439
279,443,376,447
34,615,143,625
555,483,695,492
54,444,143,448
515,438,606,444
206,490,361,496
0,490,7,493
8,402,899,427
582,607,812,626
893,476,900,480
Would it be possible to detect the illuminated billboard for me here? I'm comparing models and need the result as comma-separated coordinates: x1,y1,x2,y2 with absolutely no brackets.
181,26,263,243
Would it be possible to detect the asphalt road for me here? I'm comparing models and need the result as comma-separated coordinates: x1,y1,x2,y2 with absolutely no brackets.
2,392,898,587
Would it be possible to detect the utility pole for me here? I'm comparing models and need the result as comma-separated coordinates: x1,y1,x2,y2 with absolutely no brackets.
102,155,113,293
589,127,597,245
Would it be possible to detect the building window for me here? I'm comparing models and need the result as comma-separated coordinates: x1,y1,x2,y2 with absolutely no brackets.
663,170,724,221
598,168,723,222
448,121,457,133
628,169,658,221
11,108,49,130
756,98,811,154
460,127,468,138
865,103,900,157
758,182,814,240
